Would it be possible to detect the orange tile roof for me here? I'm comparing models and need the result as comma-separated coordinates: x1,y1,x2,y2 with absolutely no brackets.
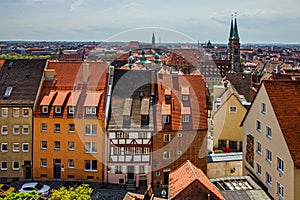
169,160,225,200
40,91,57,106
66,91,81,106
263,80,300,168
0,60,4,69
156,74,207,131
52,91,69,106
83,92,103,107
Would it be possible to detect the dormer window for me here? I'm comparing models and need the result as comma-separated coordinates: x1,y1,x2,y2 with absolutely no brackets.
41,106,48,114
85,107,96,115
161,104,171,125
55,106,61,114
182,115,190,123
164,89,171,101
68,106,75,115
182,95,189,101
162,115,170,124
181,87,190,103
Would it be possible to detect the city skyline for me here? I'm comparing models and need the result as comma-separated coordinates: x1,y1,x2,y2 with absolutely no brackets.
1,0,300,43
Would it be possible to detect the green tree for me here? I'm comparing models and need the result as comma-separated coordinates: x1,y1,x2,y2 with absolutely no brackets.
0,190,41,200
49,184,93,200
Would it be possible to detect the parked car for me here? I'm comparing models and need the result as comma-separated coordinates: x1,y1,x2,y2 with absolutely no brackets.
19,182,50,197
0,184,16,197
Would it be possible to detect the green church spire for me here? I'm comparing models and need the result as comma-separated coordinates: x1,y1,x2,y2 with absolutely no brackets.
229,15,234,39
232,14,240,39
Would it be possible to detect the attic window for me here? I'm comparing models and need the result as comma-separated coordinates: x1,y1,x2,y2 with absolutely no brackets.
3,87,13,98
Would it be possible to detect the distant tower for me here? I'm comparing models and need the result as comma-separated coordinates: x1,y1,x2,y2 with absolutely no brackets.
228,14,242,72
152,32,155,49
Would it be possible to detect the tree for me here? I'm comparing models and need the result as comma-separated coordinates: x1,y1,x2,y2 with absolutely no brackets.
49,184,93,200
0,190,41,200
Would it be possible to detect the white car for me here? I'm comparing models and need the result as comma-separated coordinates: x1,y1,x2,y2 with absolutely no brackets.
19,182,50,197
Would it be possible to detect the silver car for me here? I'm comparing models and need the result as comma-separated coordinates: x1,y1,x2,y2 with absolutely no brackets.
19,182,50,197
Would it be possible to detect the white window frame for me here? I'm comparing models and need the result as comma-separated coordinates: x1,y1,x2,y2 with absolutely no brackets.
266,126,272,139
84,124,97,136
68,106,75,115
261,103,266,114
22,108,29,117
163,151,171,160
54,124,60,133
182,95,189,101
277,182,284,199
256,120,261,132
85,106,96,115
177,133,183,138
84,142,97,154
68,141,75,151
229,106,237,113
266,149,272,164
163,134,171,142
162,115,170,124
13,143,20,152
266,172,272,188
68,159,75,169
1,143,8,152
22,125,29,135
1,125,8,135
116,132,129,138
1,108,8,117
84,160,97,172
139,165,145,174
114,146,121,155
41,106,48,114
1,161,8,170
256,163,262,177
177,150,182,156
41,141,47,150
55,106,61,114
68,124,75,133
12,161,20,170
256,141,262,155
135,147,142,154
41,159,47,168
13,108,19,117
41,123,47,132
277,157,284,174
116,166,122,174
22,143,29,152
144,147,150,154
182,115,190,123
138,132,147,139
54,141,60,150
13,125,20,135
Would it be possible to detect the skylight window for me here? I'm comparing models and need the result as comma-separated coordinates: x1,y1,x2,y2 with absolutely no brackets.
3,87,13,98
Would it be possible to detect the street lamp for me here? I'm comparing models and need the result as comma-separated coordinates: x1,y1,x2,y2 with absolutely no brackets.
106,167,110,187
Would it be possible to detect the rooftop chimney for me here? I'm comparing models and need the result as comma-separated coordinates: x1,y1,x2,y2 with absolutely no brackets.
83,63,89,84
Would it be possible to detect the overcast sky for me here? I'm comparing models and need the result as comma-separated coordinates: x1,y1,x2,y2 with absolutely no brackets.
1,0,300,43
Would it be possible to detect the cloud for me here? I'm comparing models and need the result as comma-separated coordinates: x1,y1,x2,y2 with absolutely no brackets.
70,0,84,11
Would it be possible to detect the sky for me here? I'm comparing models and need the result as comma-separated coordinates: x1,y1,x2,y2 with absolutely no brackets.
0,0,300,43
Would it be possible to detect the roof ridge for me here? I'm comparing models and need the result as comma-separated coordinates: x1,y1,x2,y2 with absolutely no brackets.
187,160,198,180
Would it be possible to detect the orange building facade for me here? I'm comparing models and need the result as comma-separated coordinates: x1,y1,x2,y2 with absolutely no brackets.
33,61,108,182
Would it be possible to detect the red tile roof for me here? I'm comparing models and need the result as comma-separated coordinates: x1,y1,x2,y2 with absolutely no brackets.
169,160,225,200
263,80,300,168
156,74,207,131
36,61,108,118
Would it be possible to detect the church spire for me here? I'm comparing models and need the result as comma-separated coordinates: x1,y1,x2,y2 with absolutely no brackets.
229,14,234,39
152,32,155,49
232,13,240,39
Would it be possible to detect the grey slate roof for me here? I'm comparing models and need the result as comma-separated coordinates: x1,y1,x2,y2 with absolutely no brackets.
0,59,46,105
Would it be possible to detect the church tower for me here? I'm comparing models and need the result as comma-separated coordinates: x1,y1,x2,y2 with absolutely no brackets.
152,32,155,49
228,14,242,72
